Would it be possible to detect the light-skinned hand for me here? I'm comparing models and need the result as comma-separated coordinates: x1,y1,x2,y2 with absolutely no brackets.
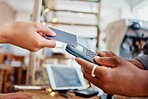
0,22,56,51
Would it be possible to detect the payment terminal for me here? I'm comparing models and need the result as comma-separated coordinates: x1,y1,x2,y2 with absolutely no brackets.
66,44,99,65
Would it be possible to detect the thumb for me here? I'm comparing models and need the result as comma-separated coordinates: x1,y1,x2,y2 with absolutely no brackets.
41,38,56,48
98,51,117,57
35,23,56,36
94,56,118,67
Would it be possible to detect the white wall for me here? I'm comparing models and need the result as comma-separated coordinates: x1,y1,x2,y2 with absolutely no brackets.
100,0,132,30
15,11,31,21
102,0,132,18
0,1,15,24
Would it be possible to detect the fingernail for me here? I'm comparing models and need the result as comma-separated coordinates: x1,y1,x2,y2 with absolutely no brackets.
51,31,56,36
97,51,101,55
98,51,105,55
94,56,100,60
101,51,106,55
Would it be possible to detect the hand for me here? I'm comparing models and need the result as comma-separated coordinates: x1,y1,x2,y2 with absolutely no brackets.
98,51,144,69
98,51,117,57
0,22,56,51
0,93,32,99
75,52,148,96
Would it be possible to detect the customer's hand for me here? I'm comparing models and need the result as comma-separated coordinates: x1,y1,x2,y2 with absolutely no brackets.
75,51,148,96
0,93,32,99
0,22,56,51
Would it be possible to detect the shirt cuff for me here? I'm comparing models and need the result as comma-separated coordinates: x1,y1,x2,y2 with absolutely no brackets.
135,55,148,70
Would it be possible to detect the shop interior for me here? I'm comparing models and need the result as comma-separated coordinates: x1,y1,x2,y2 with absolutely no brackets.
0,0,148,99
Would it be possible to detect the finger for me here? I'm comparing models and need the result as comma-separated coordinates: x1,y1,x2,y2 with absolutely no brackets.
40,39,56,48
76,57,113,82
83,71,102,89
35,23,56,36
98,51,116,57
75,58,107,77
94,56,118,67
75,57,96,74
98,51,105,57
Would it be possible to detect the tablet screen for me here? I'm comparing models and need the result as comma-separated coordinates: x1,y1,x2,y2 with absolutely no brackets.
51,67,82,87
46,65,86,90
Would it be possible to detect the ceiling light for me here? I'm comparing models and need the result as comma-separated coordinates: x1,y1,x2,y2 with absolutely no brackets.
52,18,58,23
42,22,46,25
44,8,49,12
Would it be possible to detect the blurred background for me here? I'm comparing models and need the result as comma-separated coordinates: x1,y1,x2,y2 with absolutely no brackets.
0,0,148,98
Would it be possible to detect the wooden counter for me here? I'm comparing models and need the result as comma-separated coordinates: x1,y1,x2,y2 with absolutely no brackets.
17,90,100,99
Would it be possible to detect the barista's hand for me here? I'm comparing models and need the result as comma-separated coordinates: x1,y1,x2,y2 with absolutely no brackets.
0,93,32,99
0,22,56,51
98,51,144,69
98,51,116,57
75,52,148,96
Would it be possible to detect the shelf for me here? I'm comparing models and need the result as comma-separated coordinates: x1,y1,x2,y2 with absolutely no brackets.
48,21,98,27
70,0,100,3
44,0,101,49
48,9,98,15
